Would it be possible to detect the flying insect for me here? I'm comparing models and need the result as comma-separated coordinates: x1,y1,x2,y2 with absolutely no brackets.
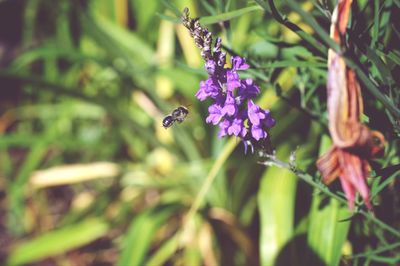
162,106,189,129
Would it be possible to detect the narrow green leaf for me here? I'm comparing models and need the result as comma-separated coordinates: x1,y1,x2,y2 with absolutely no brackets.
117,206,175,266
160,0,181,17
371,0,379,47
87,13,154,66
156,13,181,24
351,38,394,85
256,0,327,55
199,6,262,25
306,135,351,266
381,50,400,66
284,0,339,53
307,194,351,266
258,60,326,69
258,145,297,266
8,126,57,234
131,0,160,32
8,218,109,266
145,235,179,266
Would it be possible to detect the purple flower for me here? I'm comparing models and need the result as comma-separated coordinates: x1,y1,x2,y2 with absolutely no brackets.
206,104,223,125
218,119,230,138
196,78,219,101
264,117,276,128
232,56,250,70
238,79,260,99
221,92,237,116
228,117,247,137
195,80,209,101
182,9,275,154
247,100,267,125
251,124,268,140
226,70,241,91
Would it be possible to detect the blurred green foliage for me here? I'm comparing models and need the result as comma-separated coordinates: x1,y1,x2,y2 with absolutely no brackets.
0,0,399,265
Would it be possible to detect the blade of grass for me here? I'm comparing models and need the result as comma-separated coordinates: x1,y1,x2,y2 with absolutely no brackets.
258,60,326,69
88,12,154,66
117,206,176,266
8,218,109,266
284,0,339,52
183,137,238,231
259,157,400,238
145,235,179,266
350,36,394,86
255,0,327,56
371,0,379,47
258,145,297,266
306,135,351,266
160,0,181,17
199,5,262,25
0,70,162,147
8,126,57,235
307,197,351,266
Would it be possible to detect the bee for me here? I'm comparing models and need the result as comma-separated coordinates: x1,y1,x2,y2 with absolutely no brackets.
162,106,189,129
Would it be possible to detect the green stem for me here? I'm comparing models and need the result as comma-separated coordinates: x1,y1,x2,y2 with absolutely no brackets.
348,242,400,259
359,211,400,238
260,156,400,238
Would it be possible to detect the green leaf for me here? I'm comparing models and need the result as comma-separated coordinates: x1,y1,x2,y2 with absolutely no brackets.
284,0,340,53
306,194,351,266
258,145,297,266
144,235,179,266
117,206,176,266
199,5,262,25
258,60,326,69
8,218,109,266
8,126,57,234
306,135,351,266
86,13,154,66
131,0,160,32
255,0,327,55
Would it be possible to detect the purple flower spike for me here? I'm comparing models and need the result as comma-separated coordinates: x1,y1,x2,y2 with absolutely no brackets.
205,60,216,75
182,8,275,154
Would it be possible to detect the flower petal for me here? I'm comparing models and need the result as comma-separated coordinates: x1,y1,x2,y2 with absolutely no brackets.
222,92,237,116
206,104,223,125
251,124,267,141
232,56,250,70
